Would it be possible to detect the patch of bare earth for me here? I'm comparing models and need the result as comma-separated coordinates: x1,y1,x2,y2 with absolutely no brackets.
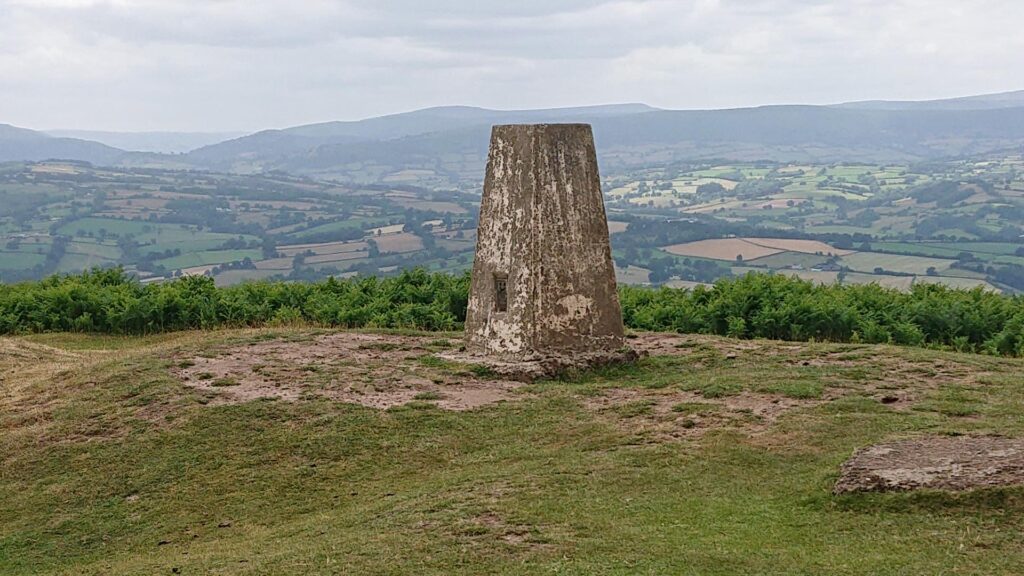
173,332,523,411
834,436,1024,494
585,388,821,441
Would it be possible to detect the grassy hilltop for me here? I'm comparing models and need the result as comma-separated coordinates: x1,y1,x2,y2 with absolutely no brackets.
2,327,1024,575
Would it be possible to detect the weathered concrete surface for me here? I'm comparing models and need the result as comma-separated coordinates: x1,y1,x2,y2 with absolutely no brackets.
465,124,627,361
834,436,1024,494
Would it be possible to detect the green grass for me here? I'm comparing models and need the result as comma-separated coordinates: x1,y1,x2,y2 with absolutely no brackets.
0,251,46,270
3,334,1024,573
66,240,123,260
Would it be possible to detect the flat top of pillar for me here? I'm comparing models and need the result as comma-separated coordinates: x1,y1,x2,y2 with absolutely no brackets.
491,123,592,132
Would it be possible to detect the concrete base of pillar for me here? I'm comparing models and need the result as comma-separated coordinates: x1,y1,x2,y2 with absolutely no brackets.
441,346,641,382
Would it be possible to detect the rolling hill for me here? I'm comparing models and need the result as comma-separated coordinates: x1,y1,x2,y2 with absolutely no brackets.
44,130,246,154
0,124,125,164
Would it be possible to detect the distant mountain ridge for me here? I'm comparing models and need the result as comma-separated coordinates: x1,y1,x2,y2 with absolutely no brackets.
186,104,660,168
835,89,1024,111
185,99,1024,185
2,92,1023,186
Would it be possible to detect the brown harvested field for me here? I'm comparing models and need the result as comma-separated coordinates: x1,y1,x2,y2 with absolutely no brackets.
278,241,367,257
253,257,294,270
375,232,424,253
607,220,629,234
107,198,169,210
180,265,217,277
745,238,854,256
304,252,367,264
366,224,406,236
664,238,785,261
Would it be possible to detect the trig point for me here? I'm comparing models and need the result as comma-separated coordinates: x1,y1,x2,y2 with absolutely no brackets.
464,124,633,375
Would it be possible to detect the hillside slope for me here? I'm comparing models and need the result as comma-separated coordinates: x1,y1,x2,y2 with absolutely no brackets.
45,130,247,154
2,328,1024,575
0,124,125,164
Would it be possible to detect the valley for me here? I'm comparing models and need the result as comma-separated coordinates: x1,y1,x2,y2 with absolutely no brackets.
5,152,1022,294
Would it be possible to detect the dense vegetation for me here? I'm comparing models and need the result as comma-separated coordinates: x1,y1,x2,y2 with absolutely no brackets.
2,268,1022,356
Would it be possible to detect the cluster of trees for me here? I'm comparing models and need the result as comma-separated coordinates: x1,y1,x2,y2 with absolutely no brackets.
2,268,1023,357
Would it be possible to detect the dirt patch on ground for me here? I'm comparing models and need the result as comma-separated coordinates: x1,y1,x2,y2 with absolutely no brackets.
585,388,821,441
834,436,1024,494
173,332,523,411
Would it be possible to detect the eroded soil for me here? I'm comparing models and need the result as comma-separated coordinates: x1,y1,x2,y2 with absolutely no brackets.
584,388,822,441
174,332,523,411
834,436,1024,494
171,331,993,439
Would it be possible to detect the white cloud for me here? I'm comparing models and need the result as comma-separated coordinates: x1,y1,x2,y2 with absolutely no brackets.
0,0,1020,130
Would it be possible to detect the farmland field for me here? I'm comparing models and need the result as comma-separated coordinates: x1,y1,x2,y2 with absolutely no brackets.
155,249,263,270
375,232,424,253
664,238,784,261
841,252,955,275
0,251,45,269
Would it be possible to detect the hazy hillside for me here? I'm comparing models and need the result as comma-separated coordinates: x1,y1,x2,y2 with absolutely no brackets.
3,92,1024,186
836,89,1024,111
45,130,246,154
185,103,1024,186
0,124,125,164
177,96,1024,185
186,104,657,170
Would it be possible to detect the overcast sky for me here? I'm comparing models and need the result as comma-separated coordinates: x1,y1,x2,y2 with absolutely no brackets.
2,0,1021,132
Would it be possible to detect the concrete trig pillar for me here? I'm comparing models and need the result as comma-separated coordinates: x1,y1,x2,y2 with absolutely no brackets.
465,124,627,363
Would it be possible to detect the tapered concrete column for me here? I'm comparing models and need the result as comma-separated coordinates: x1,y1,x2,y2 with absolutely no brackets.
465,124,626,360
